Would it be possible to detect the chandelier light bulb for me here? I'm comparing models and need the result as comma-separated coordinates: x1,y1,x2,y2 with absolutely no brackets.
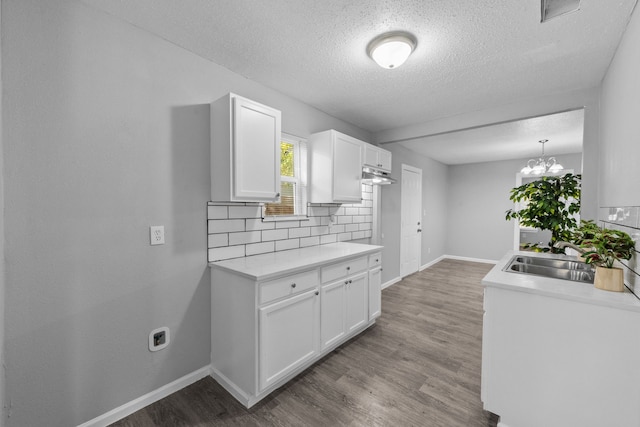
521,139,564,176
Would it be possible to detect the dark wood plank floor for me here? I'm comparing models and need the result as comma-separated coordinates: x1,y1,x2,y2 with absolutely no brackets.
111,259,498,427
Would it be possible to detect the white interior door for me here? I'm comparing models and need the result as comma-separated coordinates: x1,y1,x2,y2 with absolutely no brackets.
400,165,422,277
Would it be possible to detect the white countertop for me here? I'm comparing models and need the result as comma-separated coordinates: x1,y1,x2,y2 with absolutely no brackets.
209,242,383,281
483,251,640,313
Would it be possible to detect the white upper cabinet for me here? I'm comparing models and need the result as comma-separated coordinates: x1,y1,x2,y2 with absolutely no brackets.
363,143,392,172
211,93,281,202
309,130,363,203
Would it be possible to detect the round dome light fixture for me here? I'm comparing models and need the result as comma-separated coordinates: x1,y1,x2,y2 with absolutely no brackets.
367,31,417,69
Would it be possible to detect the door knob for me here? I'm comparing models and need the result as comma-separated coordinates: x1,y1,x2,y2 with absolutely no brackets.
417,229,422,233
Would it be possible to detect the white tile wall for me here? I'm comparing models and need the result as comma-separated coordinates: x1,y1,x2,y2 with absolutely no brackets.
597,206,640,296
207,184,374,262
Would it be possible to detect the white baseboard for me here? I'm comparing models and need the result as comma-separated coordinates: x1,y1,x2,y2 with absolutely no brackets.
210,367,252,408
419,255,446,271
443,255,498,264
77,365,211,427
381,276,401,290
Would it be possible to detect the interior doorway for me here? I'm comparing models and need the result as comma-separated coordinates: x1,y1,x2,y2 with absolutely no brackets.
400,164,422,277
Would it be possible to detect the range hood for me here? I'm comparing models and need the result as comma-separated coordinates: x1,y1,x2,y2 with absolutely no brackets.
362,166,396,185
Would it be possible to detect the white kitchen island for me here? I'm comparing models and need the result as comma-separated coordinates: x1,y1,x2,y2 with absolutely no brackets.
209,242,383,408
482,251,640,427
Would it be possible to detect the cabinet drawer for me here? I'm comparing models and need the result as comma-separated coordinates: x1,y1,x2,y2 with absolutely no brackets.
321,256,368,283
369,252,382,269
260,269,319,305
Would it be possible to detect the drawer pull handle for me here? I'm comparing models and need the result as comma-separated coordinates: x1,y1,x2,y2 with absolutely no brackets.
345,280,349,285
315,291,319,296
375,259,379,262
346,266,351,270
291,283,296,288
349,280,352,284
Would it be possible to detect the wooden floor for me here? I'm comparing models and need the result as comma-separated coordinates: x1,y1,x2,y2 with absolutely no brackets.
111,259,499,427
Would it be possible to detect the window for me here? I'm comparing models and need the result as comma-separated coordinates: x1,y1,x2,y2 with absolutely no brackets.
263,134,307,220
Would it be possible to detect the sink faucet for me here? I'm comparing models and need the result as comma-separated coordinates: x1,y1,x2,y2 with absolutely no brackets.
553,241,588,255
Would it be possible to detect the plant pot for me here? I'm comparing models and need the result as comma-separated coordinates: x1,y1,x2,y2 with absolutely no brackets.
594,266,625,292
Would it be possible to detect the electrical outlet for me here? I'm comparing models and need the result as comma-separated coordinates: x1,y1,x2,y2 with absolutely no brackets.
150,225,165,245
149,327,170,351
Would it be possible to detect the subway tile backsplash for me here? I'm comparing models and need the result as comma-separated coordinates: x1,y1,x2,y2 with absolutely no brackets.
597,206,640,296
207,184,374,262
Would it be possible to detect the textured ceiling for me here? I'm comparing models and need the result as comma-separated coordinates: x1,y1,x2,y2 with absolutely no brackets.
82,0,636,162
396,109,584,165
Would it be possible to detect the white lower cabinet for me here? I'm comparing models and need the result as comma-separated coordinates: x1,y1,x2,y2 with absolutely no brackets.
368,267,382,321
320,270,368,351
320,280,346,350
482,285,640,427
259,289,319,391
210,247,382,408
346,272,368,333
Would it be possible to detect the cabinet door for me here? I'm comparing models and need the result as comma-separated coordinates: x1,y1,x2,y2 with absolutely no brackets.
259,289,319,391
332,134,362,202
233,96,281,201
320,280,346,350
364,145,379,168
346,272,368,333
378,149,392,171
369,267,382,321
363,145,392,172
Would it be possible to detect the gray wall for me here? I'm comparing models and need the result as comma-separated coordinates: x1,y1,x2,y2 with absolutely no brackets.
380,144,448,283
0,2,5,425
446,154,583,261
600,3,640,207
1,1,369,426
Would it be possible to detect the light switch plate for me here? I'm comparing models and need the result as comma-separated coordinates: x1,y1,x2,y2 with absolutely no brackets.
150,225,165,245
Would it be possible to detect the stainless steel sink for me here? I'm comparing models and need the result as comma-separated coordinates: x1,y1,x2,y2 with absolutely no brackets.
513,256,592,271
504,255,594,284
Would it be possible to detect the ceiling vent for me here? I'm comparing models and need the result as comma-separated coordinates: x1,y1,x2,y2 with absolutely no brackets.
541,0,581,22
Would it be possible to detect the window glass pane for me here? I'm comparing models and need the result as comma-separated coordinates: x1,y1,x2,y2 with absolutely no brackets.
281,142,295,177
264,182,295,216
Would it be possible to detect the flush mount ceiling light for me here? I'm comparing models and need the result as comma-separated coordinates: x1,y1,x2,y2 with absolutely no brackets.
521,139,564,175
367,31,417,69
541,0,581,22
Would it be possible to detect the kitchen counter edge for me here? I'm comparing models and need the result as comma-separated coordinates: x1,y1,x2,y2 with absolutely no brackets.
209,242,383,281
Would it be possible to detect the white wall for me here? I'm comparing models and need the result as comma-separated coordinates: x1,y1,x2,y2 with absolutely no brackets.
1,1,370,426
0,2,5,425
600,3,640,206
446,154,583,261
380,144,448,283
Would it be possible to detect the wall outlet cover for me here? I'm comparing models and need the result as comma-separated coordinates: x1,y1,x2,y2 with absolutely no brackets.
149,326,170,351
150,225,165,245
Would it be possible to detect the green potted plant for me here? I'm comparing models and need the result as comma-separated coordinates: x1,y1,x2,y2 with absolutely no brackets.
505,173,581,253
569,219,599,259
580,227,635,292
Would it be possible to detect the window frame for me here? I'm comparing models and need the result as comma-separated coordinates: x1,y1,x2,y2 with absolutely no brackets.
262,134,308,222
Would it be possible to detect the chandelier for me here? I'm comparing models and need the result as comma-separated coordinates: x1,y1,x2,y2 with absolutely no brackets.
520,139,564,175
